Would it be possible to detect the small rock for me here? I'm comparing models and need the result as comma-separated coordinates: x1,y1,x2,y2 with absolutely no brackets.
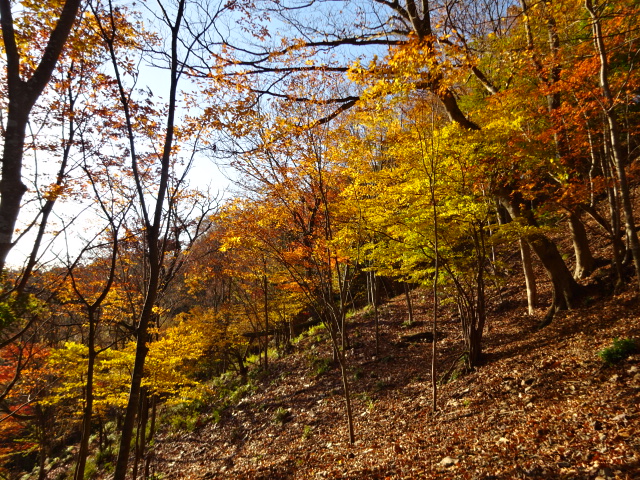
440,456,458,467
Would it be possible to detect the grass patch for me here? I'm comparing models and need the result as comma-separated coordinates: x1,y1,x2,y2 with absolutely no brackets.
311,357,332,376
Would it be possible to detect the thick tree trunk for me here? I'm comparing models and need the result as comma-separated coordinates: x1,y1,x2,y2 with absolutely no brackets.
0,0,83,272
568,211,596,279
0,110,29,271
529,232,581,325
498,194,581,325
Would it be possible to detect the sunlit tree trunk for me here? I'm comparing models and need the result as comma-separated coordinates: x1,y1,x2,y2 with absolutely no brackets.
519,238,537,315
568,211,596,279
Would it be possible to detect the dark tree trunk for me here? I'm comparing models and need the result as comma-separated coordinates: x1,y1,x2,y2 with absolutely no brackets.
143,396,157,480
369,271,380,356
132,389,149,480
0,0,83,272
74,321,96,480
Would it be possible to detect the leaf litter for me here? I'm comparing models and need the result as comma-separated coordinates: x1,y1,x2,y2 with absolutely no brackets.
150,261,640,479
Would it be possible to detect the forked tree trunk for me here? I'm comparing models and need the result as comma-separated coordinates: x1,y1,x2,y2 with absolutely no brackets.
498,194,581,326
0,0,83,272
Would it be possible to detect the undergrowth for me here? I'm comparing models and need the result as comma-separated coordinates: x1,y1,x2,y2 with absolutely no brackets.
598,337,638,365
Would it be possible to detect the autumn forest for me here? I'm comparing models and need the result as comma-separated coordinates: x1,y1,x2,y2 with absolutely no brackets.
1,0,639,478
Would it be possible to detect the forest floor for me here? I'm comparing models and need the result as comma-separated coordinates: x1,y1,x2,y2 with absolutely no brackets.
150,254,640,479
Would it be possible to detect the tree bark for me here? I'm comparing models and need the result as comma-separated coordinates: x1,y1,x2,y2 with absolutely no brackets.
568,211,596,279
403,282,414,325
498,194,581,325
519,238,537,315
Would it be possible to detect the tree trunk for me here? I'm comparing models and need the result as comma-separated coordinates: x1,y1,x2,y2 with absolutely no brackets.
132,389,149,480
325,319,355,444
0,109,29,271
403,282,414,325
263,272,269,371
499,194,581,325
143,396,157,480
74,319,97,480
234,350,248,384
519,238,537,315
586,0,640,294
568,211,596,279
369,271,380,356
0,0,83,272
114,317,152,480
593,145,625,285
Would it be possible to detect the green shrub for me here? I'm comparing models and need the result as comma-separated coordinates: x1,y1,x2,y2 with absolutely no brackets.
598,338,638,365
312,357,332,376
306,323,326,337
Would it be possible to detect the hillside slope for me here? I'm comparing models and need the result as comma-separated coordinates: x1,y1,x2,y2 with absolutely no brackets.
149,273,640,480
